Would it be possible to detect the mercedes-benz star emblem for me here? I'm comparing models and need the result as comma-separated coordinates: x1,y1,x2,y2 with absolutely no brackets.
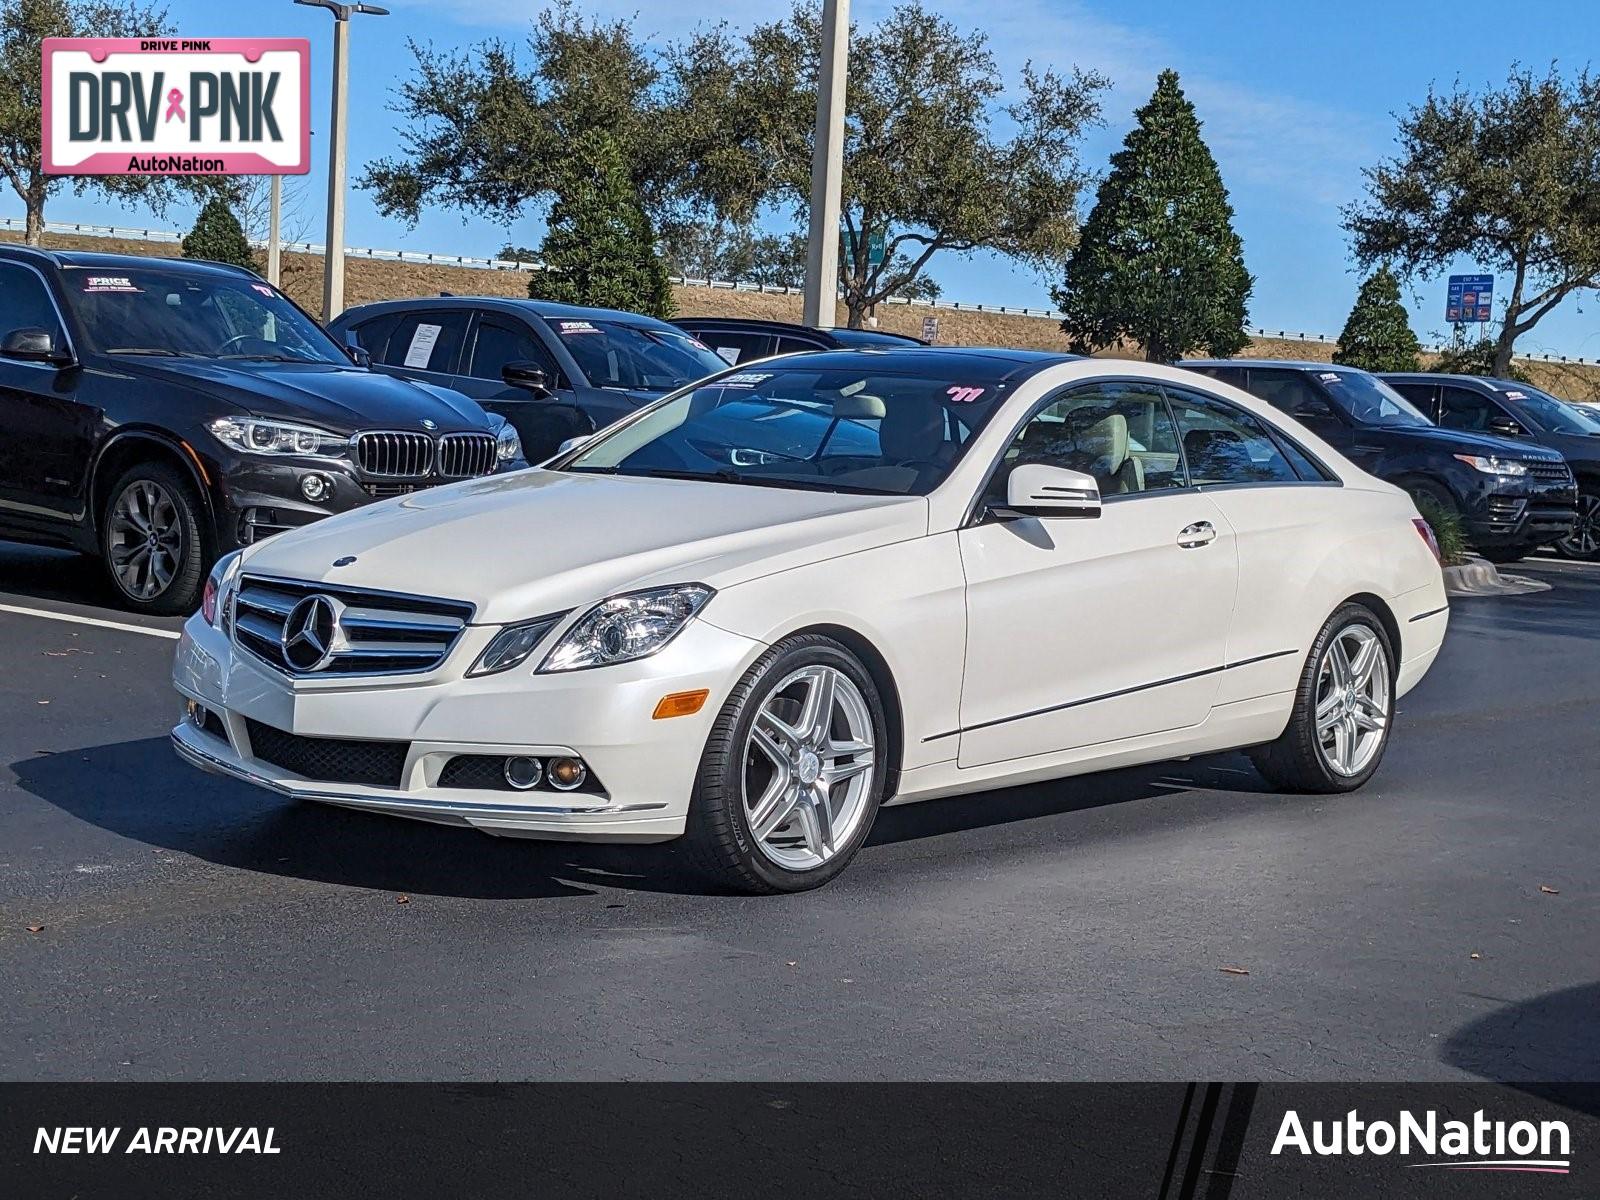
280,595,340,672
420,418,437,430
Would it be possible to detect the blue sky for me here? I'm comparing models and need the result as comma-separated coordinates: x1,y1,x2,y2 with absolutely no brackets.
23,0,1600,358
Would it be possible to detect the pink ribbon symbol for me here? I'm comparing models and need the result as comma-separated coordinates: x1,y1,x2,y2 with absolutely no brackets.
164,88,185,123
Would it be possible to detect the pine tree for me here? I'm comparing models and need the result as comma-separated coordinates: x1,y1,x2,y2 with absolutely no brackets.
527,131,675,318
180,197,255,270
1053,70,1251,363
1332,267,1421,372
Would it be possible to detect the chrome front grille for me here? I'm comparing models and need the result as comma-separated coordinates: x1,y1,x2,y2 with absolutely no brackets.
354,431,434,478
1526,460,1574,484
232,575,474,677
438,432,497,479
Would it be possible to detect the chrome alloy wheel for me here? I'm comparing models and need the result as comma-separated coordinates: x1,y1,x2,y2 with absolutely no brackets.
108,479,184,601
1558,492,1600,559
742,664,876,872
1315,623,1391,777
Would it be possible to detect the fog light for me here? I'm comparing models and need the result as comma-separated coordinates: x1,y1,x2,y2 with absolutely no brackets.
300,473,332,502
502,756,544,791
546,756,587,791
185,699,207,729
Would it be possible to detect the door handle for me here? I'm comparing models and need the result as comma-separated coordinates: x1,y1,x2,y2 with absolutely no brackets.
1177,520,1216,549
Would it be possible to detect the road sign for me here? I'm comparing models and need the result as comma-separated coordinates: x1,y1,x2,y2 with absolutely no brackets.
43,38,310,176
842,229,886,270
922,315,939,343
1445,273,1494,324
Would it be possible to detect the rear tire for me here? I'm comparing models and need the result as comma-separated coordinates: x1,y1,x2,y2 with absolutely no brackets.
1250,603,1396,794
682,634,889,894
100,462,208,616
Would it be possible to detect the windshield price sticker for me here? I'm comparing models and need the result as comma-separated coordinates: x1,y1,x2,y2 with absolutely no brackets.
557,320,601,334
83,275,140,292
946,386,986,403
403,323,442,368
1319,372,1341,383
250,283,275,298
720,372,774,388
1504,390,1528,400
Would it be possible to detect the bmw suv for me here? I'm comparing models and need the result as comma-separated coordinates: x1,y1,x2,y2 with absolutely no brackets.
0,247,521,614
1184,360,1576,562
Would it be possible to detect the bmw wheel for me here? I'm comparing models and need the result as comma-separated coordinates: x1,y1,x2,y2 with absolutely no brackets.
684,634,889,894
1250,603,1396,794
102,462,207,616
1555,490,1600,561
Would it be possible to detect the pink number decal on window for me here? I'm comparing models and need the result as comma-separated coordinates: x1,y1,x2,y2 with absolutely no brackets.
946,386,985,403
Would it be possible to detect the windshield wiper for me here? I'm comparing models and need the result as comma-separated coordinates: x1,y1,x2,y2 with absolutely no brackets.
106,347,207,358
214,353,304,362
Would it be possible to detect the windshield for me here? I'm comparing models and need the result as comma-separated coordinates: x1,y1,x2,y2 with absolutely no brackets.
1497,384,1600,436
62,266,348,363
551,318,727,391
1316,369,1431,428
562,365,1008,495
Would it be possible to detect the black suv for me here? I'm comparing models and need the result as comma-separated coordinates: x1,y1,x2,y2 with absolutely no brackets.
1183,360,1577,562
1380,373,1600,561
331,297,730,463
670,317,925,367
0,248,520,614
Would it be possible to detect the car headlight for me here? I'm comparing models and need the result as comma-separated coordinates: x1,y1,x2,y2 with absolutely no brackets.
1453,454,1528,477
538,584,714,673
201,548,244,626
466,614,565,677
495,422,522,465
207,416,346,457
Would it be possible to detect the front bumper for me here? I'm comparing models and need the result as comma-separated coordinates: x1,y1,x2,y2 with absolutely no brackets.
1459,472,1577,548
170,610,764,841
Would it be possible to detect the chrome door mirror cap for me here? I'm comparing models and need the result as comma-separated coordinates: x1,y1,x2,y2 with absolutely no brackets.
1001,463,1102,520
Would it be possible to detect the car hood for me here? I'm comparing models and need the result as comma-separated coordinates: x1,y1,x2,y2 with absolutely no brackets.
117,359,491,432
1379,422,1564,460
238,470,928,624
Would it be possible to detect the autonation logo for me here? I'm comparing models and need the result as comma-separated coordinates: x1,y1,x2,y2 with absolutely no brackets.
1272,1108,1572,1174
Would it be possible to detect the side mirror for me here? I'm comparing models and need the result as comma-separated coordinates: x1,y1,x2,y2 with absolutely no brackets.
340,330,372,368
1487,416,1525,438
2,327,71,366
502,360,551,395
555,434,593,457
999,464,1101,520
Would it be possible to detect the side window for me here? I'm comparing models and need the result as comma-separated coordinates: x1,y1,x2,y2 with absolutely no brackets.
1166,390,1302,486
989,381,1186,500
1247,369,1340,423
0,263,67,343
1439,386,1495,432
381,311,469,374
468,317,557,382
1389,381,1437,416
774,335,827,357
346,312,402,359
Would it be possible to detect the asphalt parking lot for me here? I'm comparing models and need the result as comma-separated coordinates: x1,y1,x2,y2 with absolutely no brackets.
1,544,1596,1082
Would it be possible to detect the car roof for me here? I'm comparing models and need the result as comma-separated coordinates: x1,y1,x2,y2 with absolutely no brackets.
335,294,683,332
674,316,925,346
1183,357,1365,373
732,345,1078,385
1381,372,1531,391
0,244,258,279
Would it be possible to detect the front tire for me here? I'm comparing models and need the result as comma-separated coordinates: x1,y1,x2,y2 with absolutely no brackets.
683,635,889,894
1555,489,1600,561
101,462,208,616
1250,603,1396,794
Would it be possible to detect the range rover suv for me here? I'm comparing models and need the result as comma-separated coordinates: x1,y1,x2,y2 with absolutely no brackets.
0,247,521,614
1183,360,1576,562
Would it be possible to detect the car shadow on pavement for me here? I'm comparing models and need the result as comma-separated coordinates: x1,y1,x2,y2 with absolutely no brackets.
0,543,123,609
11,736,1275,901
1442,982,1600,1085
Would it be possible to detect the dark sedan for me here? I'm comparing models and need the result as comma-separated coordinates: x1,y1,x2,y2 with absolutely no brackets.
670,317,926,368
331,297,730,462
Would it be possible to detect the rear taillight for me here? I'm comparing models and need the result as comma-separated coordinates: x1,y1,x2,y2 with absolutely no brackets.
1413,518,1443,565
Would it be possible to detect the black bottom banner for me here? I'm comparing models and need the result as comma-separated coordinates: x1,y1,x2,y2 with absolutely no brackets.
3,1083,1596,1198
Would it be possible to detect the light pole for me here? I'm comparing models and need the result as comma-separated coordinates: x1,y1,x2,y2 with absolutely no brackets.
296,0,388,321
801,0,848,329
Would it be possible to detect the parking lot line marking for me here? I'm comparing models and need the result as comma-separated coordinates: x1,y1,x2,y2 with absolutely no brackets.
0,602,181,641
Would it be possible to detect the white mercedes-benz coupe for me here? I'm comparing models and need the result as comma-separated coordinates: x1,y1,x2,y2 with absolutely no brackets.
172,349,1448,892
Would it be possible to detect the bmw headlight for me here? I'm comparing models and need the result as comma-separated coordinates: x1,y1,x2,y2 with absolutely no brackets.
1453,454,1528,477
494,421,522,465
538,584,714,673
467,614,564,677
208,416,346,457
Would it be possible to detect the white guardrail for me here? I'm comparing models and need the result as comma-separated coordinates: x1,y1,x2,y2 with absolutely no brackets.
4,216,1594,364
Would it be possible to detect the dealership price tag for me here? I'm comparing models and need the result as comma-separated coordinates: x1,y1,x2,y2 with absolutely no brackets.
404,324,442,368
42,38,310,176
